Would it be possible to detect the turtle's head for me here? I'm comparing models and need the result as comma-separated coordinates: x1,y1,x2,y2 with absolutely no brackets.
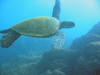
60,21,75,29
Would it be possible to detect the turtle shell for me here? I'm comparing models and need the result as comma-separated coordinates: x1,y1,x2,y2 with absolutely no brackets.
11,16,60,37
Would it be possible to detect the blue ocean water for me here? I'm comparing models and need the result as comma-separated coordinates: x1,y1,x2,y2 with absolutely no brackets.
0,0,100,63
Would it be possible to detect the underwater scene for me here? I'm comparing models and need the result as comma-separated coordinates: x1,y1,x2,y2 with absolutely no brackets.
0,0,100,75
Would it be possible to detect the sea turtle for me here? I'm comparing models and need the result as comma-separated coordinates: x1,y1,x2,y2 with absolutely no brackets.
0,0,75,48
0,16,74,48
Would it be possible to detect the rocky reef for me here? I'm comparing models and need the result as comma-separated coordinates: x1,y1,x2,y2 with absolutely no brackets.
71,22,100,51
1,22,100,75
31,50,80,75
70,22,100,75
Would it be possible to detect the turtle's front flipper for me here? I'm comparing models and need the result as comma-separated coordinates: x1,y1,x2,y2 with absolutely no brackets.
52,0,60,20
51,31,66,50
0,29,21,48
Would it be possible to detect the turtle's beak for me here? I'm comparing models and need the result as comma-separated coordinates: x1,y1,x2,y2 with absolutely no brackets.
60,21,75,29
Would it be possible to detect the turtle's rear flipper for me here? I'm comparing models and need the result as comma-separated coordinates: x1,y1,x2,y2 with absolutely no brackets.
51,31,66,50
0,29,11,34
0,29,21,48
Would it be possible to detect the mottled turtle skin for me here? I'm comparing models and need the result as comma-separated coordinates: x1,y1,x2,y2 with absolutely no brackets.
11,16,60,37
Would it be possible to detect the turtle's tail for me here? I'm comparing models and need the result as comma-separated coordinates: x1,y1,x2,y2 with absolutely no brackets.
0,29,21,48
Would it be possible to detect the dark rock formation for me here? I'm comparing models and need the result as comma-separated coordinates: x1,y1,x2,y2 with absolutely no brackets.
31,50,80,75
71,22,100,50
70,22,100,75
